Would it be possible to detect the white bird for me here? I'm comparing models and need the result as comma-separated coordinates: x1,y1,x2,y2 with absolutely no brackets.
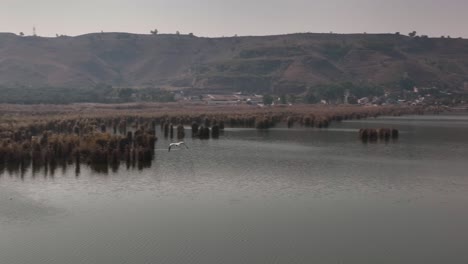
168,142,189,152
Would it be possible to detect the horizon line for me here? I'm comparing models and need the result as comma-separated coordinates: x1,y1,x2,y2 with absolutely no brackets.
0,31,465,40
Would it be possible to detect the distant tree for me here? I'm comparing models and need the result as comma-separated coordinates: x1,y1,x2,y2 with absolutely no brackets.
441,36,445,39
263,94,273,105
305,90,319,104
409,31,417,37
399,78,415,91
19,32,24,36
56,34,59,37
421,35,429,39
287,94,297,104
280,94,287,104
176,31,180,35
150,29,158,35
188,32,194,37
118,88,135,100
395,32,400,35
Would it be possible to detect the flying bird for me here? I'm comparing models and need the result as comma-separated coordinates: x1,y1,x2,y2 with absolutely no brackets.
168,142,189,152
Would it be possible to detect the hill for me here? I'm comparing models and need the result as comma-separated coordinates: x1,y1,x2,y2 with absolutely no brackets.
1,32,467,95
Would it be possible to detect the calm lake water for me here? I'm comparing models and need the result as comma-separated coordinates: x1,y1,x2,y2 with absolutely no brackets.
1,113,468,264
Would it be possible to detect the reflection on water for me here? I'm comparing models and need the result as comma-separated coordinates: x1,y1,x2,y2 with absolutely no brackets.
1,114,468,264
0,154,154,178
0,147,158,178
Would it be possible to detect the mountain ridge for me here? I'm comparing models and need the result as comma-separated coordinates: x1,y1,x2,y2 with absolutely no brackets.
1,32,467,94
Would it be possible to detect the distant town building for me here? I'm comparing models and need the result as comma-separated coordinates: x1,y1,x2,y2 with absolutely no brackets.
358,97,369,105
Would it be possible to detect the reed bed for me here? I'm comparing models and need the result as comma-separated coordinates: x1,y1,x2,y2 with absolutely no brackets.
0,103,445,175
0,124,157,176
358,128,399,143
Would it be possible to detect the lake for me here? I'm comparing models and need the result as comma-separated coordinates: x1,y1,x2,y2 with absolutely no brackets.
1,113,468,263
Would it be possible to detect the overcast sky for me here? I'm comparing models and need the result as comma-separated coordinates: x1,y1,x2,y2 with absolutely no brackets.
0,0,466,37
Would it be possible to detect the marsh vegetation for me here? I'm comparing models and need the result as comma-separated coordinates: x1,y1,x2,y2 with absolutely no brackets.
0,103,443,176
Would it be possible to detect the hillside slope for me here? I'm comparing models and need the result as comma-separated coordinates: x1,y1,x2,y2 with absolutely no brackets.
0,32,467,93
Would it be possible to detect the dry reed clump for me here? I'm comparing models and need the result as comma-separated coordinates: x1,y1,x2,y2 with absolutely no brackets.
218,120,225,130
211,125,220,138
177,124,185,139
163,122,169,138
198,126,210,139
0,119,158,176
169,124,174,139
255,118,272,129
191,123,199,137
286,116,294,128
204,118,211,128
359,128,399,142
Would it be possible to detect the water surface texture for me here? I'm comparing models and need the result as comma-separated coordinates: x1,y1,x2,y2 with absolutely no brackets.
1,114,468,264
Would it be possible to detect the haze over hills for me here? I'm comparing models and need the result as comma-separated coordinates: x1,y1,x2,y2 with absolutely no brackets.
0,32,467,95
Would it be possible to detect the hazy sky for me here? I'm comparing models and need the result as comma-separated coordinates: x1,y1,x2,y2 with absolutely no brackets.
0,0,466,37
